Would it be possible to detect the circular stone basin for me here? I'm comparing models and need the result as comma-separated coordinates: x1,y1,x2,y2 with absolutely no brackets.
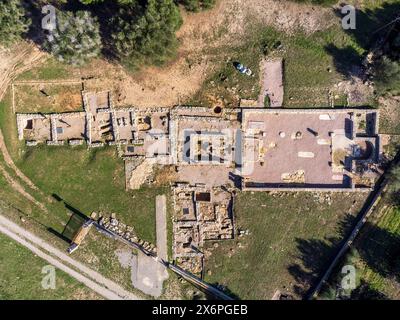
213,106,223,114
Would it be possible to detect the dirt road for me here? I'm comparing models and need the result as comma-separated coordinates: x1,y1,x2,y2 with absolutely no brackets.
0,43,48,210
0,43,45,101
0,213,142,300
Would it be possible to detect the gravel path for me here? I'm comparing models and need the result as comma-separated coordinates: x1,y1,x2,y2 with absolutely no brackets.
258,58,284,108
0,213,141,300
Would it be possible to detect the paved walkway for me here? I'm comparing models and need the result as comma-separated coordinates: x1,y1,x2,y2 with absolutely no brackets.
258,58,284,108
156,195,168,261
131,194,169,297
131,252,168,297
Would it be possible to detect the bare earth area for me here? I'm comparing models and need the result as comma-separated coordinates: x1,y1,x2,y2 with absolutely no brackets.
0,43,45,100
57,0,335,109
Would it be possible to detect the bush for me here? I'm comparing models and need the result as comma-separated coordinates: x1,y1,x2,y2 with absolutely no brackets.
178,0,216,12
373,56,400,94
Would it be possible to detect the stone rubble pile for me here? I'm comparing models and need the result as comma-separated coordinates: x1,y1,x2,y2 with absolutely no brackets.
98,215,157,255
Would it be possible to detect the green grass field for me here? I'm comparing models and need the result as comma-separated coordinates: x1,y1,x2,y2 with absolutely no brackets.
354,206,400,299
16,58,77,81
0,232,101,300
203,191,367,299
18,145,165,243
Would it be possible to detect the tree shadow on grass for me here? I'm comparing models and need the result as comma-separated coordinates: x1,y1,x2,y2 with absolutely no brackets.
334,2,400,51
356,221,400,283
324,44,364,79
292,214,400,300
288,213,357,297
349,280,388,300
324,2,400,79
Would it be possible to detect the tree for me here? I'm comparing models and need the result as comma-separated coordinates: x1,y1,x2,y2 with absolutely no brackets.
44,10,102,66
389,165,400,193
111,0,182,68
0,0,31,45
178,0,216,12
79,0,105,4
373,56,400,94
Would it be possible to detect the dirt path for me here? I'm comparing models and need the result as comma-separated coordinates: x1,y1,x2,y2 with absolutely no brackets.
0,224,116,300
0,213,142,300
0,130,40,191
0,43,49,209
0,166,47,212
0,43,45,101
0,42,47,187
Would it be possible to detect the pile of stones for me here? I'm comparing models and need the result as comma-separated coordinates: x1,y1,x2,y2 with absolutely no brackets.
98,215,157,254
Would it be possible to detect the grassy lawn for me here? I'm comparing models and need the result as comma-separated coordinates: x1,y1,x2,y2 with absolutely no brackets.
0,232,101,300
16,57,77,81
189,0,400,110
17,145,163,244
188,27,281,107
379,114,400,135
188,21,373,109
203,191,367,299
14,82,84,113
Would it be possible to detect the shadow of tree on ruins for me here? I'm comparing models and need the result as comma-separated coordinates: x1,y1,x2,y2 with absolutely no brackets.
288,213,357,297
324,2,400,79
